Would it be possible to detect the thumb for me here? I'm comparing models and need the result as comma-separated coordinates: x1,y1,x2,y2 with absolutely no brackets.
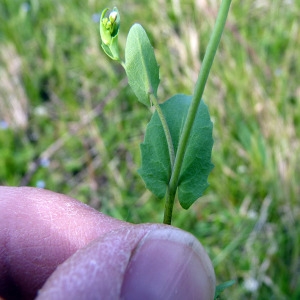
37,224,215,300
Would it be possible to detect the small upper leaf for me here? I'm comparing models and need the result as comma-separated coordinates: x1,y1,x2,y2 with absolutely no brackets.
125,24,160,106
139,94,214,208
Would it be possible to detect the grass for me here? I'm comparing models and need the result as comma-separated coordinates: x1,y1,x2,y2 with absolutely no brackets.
0,0,299,298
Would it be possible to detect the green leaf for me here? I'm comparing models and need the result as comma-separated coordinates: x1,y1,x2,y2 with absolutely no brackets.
214,280,236,299
101,35,120,61
100,8,111,45
101,43,114,60
138,94,214,208
125,24,160,106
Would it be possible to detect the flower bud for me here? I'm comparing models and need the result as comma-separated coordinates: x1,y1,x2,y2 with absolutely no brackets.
100,7,120,46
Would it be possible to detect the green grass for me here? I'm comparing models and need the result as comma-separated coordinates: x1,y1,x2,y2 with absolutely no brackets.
1,0,300,298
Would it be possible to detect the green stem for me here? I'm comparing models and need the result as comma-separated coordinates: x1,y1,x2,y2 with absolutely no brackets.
163,0,232,225
151,95,175,168
121,61,126,69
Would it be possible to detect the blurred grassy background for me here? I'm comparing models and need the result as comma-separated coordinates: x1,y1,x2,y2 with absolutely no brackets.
0,0,299,298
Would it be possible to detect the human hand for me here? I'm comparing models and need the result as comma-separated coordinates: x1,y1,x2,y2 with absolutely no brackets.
0,186,215,300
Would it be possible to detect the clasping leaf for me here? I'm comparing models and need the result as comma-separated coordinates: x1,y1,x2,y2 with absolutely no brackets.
139,94,214,209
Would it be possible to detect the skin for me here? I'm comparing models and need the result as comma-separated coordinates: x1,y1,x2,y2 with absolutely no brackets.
0,186,215,300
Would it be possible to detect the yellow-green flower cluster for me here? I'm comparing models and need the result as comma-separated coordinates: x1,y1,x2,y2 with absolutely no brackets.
100,7,120,46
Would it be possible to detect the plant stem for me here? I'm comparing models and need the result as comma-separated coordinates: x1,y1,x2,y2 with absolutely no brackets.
163,0,232,225
120,61,174,167
151,95,175,168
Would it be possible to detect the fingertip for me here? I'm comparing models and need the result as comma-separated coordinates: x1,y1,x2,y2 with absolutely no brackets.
37,225,215,300
121,227,215,300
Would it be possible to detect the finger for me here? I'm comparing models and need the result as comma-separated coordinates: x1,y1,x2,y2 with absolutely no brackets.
37,225,215,300
0,186,128,300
